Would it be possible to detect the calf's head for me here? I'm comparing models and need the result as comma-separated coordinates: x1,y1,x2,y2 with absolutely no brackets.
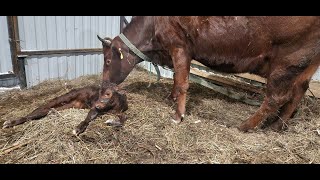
95,82,127,112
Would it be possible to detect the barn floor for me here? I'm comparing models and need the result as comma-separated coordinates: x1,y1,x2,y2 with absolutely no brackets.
0,67,319,164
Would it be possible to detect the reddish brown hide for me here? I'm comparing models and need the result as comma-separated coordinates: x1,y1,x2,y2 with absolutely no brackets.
99,16,320,132
3,83,128,135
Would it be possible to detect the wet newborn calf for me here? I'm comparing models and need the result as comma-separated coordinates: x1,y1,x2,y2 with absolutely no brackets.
73,83,128,135
2,82,128,135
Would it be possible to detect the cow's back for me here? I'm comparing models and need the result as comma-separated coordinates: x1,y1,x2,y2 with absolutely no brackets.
154,16,320,75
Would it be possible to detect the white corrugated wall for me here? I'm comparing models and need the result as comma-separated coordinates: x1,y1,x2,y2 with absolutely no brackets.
17,16,120,87
0,16,13,74
314,68,320,81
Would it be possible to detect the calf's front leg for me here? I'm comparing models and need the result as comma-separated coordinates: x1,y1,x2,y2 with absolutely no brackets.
73,108,99,136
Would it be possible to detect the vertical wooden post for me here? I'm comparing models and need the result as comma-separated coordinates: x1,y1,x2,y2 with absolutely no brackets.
7,16,20,74
7,16,26,88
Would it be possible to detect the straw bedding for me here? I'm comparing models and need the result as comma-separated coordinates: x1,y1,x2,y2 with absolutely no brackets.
0,67,319,163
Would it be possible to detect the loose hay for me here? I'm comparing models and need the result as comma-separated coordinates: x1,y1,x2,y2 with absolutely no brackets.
0,67,319,164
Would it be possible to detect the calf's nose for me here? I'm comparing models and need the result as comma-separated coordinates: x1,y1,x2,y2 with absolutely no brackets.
95,105,101,110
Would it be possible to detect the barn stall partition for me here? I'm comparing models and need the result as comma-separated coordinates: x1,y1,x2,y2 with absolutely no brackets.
1,16,120,88
120,16,320,103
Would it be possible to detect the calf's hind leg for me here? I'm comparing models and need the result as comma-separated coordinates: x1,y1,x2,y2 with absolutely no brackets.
2,107,51,128
2,99,85,129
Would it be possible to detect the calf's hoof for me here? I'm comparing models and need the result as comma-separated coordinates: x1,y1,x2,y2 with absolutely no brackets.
2,120,16,129
105,119,123,127
73,122,88,136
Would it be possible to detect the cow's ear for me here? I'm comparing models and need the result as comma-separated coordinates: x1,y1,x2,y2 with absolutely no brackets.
97,35,112,47
118,89,127,95
114,86,126,95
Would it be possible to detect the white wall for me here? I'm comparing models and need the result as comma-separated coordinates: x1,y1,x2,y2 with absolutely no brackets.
17,16,120,87
0,16,13,74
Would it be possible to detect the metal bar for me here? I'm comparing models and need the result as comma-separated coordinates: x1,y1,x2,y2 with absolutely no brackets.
18,48,102,57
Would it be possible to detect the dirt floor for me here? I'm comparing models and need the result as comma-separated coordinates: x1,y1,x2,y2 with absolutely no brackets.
0,67,319,164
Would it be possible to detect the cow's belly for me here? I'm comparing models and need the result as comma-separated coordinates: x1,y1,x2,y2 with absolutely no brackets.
194,49,272,77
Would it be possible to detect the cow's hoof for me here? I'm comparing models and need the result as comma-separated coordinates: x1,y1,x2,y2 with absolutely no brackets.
238,121,254,132
105,119,122,127
170,113,183,124
170,118,181,124
270,121,287,132
2,120,14,129
167,92,178,102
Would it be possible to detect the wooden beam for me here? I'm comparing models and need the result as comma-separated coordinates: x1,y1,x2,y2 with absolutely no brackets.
190,60,265,94
191,60,320,98
189,74,262,106
6,16,20,75
190,68,265,94
235,73,266,84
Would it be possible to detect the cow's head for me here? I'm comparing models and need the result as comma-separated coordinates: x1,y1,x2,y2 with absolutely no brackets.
97,35,141,85
94,82,127,111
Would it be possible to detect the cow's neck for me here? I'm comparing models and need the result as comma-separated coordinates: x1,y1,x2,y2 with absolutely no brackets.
122,17,155,61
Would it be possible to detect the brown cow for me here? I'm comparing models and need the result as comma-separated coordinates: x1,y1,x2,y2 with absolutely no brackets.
2,82,128,135
98,16,320,132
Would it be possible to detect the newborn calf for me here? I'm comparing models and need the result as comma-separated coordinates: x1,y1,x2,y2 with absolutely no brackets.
2,82,128,135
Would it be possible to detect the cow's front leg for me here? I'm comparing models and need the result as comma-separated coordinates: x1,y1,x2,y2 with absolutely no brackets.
170,47,191,123
168,72,178,102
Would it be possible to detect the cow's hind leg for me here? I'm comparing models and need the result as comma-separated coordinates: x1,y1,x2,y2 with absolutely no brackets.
239,69,295,132
239,43,320,132
270,60,320,131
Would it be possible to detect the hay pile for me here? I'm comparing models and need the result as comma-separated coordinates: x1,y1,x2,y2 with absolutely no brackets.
0,67,319,164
